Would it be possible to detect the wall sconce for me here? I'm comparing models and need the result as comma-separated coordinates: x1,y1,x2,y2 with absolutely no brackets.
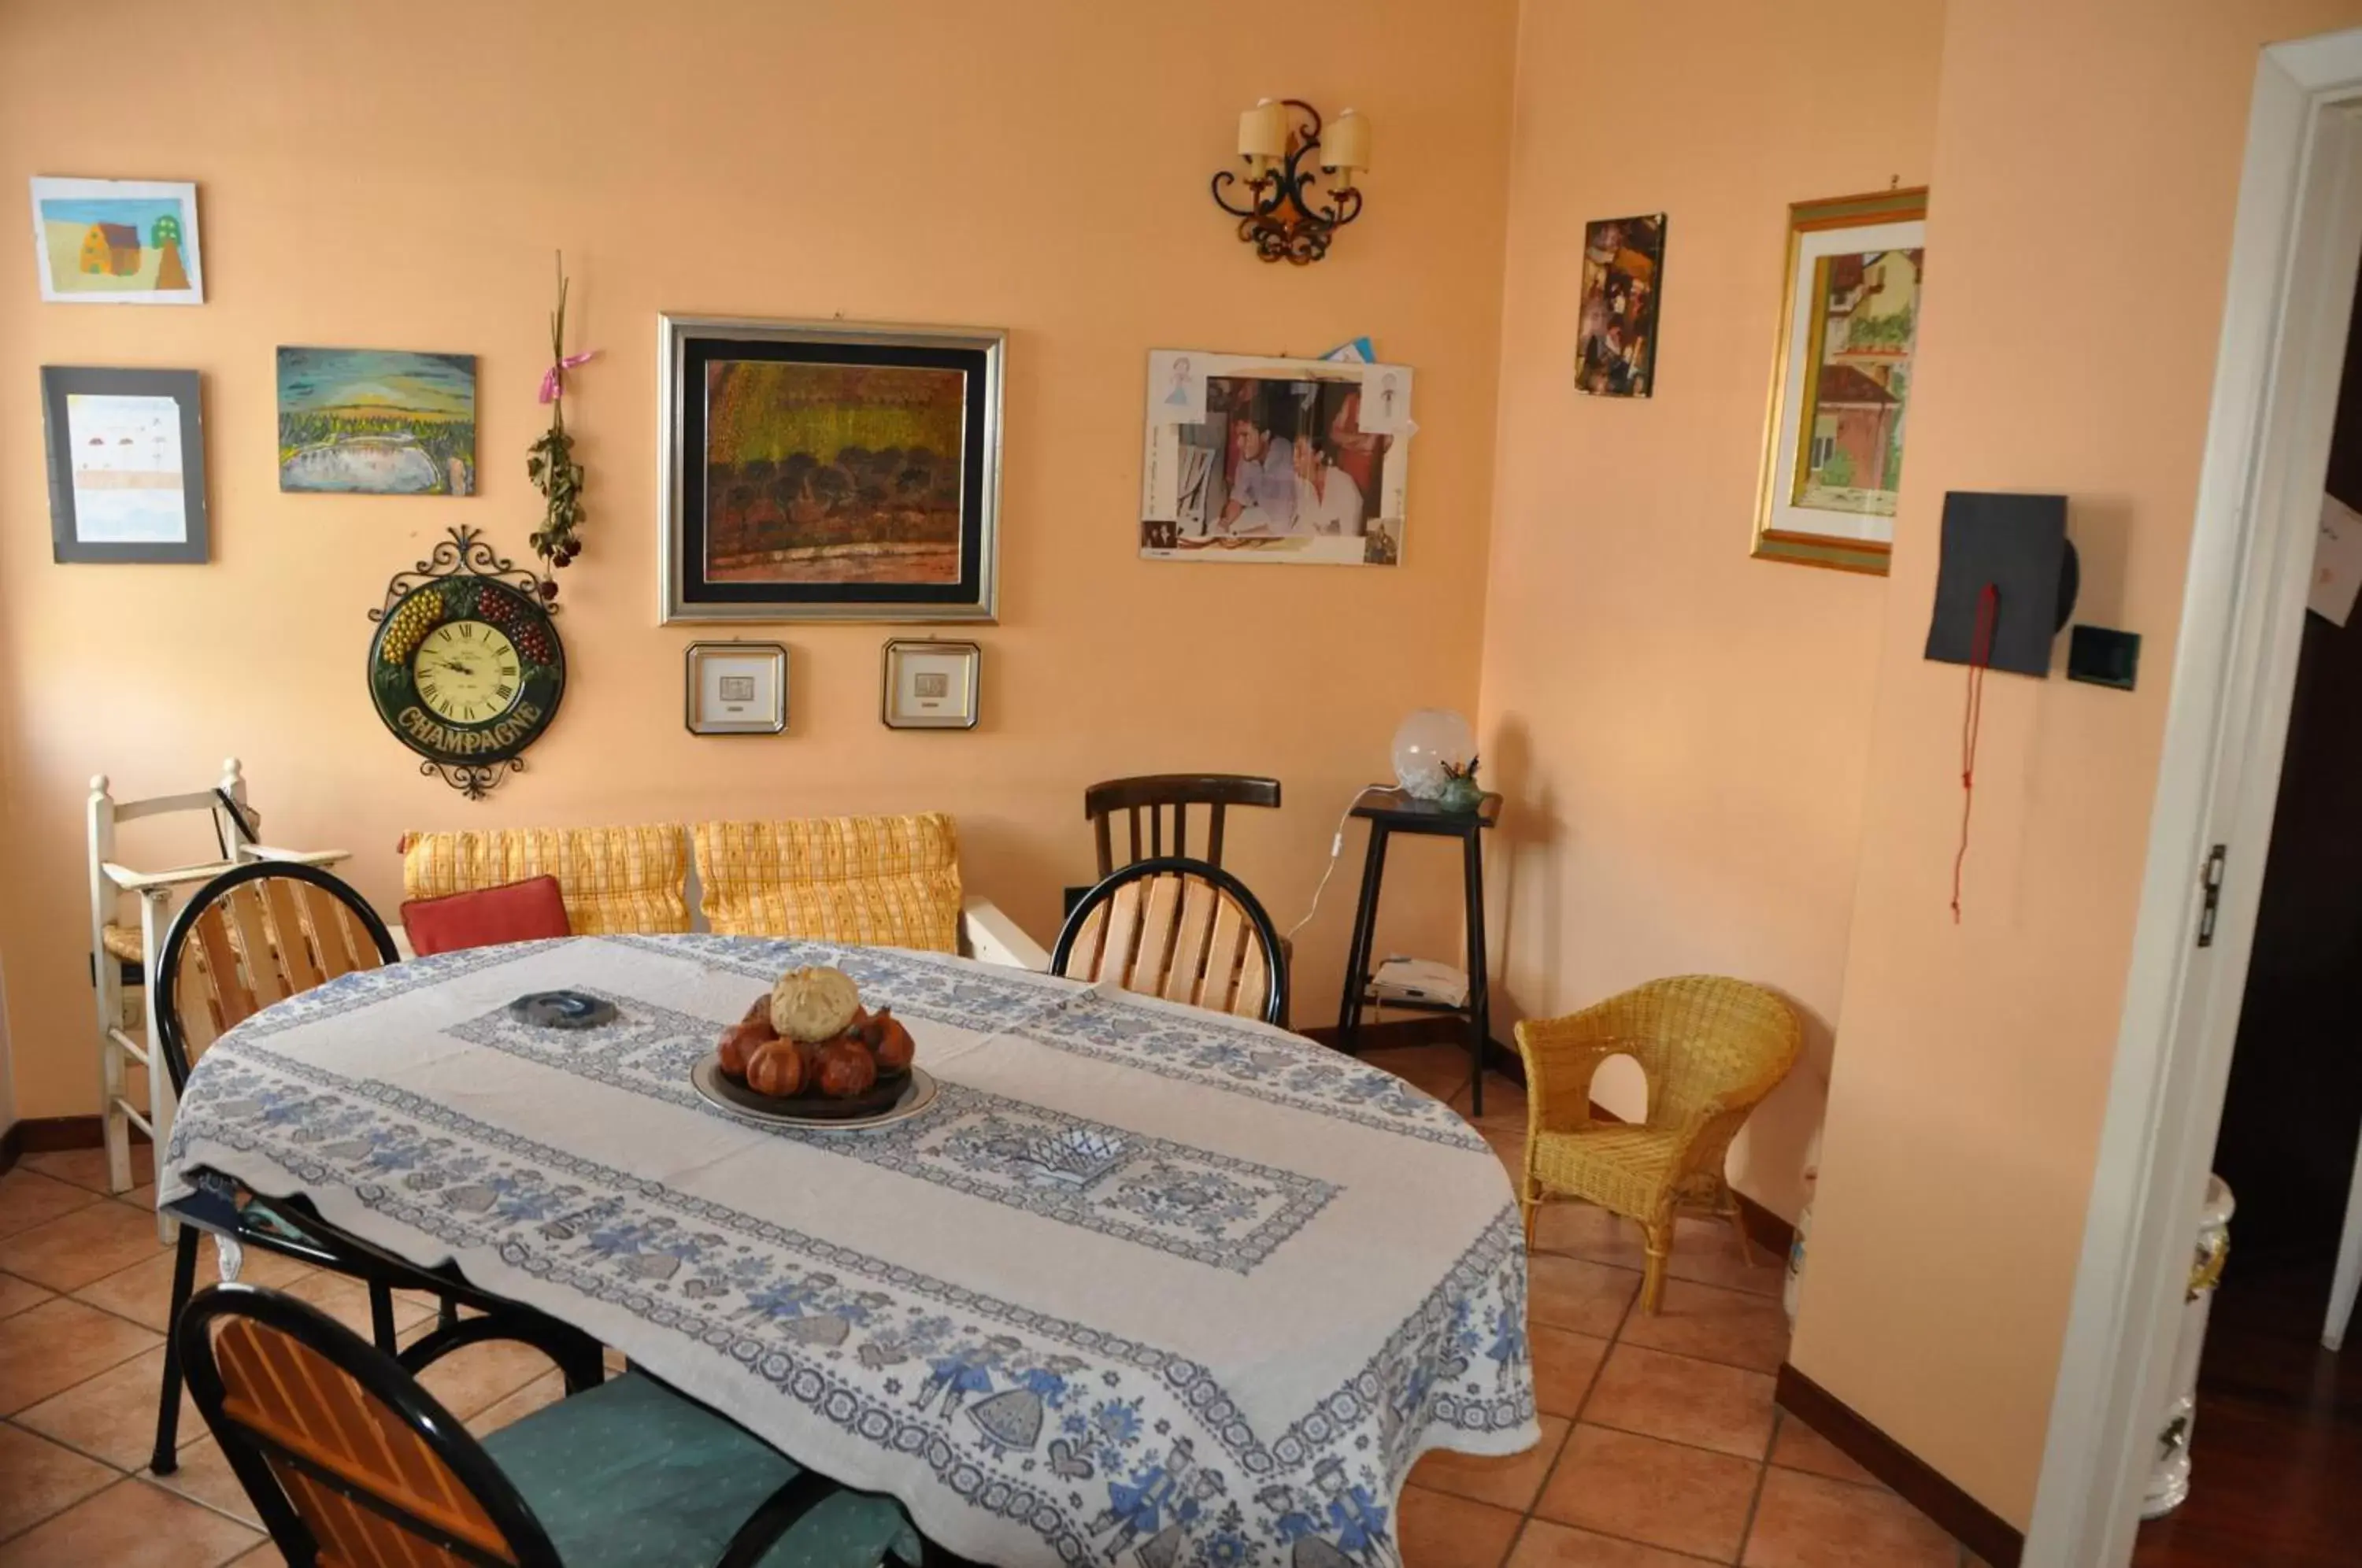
1210,98,1369,264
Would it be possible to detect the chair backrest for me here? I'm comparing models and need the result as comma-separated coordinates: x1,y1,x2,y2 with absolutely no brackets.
179,1282,560,1568
1605,976,1802,1130
400,823,690,937
694,814,965,952
1083,774,1281,878
1052,856,1288,1024
157,861,400,1093
87,760,257,949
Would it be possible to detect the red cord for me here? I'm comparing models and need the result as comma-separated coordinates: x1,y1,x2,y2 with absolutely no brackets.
1952,583,1998,923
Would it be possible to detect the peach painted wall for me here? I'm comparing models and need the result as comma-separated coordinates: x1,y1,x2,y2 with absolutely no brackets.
1790,0,2362,1527
0,0,1517,1117
1476,0,1948,1220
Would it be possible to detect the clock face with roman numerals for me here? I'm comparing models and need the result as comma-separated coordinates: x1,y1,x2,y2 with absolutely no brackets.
368,578,564,773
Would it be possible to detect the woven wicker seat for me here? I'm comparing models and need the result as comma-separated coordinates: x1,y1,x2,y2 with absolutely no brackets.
99,922,144,964
1513,976,1801,1314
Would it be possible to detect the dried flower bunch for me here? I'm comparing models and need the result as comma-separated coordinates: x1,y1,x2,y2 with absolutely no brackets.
527,253,591,595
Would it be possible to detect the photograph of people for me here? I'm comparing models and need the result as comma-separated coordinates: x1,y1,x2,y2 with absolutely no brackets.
1141,355,1408,565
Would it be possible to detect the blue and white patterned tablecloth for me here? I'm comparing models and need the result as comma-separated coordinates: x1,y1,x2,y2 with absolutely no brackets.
161,935,1536,1567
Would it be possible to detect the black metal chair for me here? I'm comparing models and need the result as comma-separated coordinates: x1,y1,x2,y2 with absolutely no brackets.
150,860,474,1473
179,1283,909,1568
1051,856,1289,1025
1083,774,1281,878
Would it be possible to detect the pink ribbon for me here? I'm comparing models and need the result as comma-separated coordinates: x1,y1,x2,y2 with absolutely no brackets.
539,349,599,404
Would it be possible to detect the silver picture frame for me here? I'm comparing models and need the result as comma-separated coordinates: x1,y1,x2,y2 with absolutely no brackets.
685,642,788,735
881,638,980,730
657,314,1004,624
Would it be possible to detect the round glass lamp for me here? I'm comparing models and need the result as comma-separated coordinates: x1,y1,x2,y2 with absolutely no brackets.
1391,708,1475,801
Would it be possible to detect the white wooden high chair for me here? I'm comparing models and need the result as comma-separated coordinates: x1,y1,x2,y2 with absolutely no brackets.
87,760,350,1238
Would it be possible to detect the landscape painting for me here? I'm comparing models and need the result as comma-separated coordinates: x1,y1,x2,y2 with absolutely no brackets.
29,177,204,304
277,347,476,496
660,317,1003,623
702,361,967,584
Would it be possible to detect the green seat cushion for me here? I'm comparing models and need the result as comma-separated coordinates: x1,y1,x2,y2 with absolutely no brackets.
482,1370,916,1568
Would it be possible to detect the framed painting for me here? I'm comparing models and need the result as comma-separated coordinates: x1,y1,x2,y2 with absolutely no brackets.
40,366,209,563
1753,187,1927,574
1575,213,1664,398
28,177,204,305
659,316,1004,623
278,348,477,495
1138,349,1411,566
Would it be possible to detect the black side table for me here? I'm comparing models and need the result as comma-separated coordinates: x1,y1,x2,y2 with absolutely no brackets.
1331,786,1504,1114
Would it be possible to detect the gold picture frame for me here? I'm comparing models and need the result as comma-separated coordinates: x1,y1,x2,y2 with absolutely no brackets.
1752,187,1928,575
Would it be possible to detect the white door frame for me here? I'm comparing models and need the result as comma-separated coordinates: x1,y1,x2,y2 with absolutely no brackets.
2024,30,2362,1568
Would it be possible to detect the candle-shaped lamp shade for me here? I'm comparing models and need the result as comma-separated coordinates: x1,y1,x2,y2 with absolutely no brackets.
1238,98,1287,164
1324,108,1372,176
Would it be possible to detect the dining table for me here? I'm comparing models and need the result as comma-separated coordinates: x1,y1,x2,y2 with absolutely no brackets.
159,933,1538,1568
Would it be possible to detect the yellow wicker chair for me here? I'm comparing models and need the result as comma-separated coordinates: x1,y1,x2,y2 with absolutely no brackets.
398,823,692,937
693,814,965,953
1513,976,1801,1314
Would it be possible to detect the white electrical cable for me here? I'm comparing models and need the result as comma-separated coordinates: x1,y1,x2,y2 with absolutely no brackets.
1287,787,1385,942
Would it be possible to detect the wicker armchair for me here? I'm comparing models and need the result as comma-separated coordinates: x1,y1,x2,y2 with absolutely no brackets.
1513,976,1801,1313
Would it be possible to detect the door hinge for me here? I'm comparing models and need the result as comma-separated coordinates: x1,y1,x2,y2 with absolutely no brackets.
2197,845,2228,948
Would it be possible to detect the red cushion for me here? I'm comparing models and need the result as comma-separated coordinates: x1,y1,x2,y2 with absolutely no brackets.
400,875,572,956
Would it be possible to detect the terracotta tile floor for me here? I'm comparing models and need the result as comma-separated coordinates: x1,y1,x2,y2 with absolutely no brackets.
0,1050,1979,1566
1391,1044,1983,1568
0,1150,561,1566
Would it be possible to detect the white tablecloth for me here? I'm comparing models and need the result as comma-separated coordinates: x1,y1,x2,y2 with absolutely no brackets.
161,935,1536,1567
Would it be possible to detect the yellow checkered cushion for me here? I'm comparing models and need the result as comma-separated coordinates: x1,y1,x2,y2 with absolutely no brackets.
400,824,690,936
693,815,963,952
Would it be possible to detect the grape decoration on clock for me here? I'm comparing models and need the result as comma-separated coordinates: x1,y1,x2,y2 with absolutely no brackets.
367,527,565,798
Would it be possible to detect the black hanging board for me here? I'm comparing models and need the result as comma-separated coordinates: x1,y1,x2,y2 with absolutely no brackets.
1924,491,2078,677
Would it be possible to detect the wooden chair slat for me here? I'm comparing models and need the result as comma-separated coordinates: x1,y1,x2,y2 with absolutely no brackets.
172,952,219,1067
1083,775,1279,874
1100,881,1145,989
1235,922,1272,1021
1060,904,1109,981
1130,875,1183,1000
302,882,363,979
189,904,257,1036
1204,895,1250,1015
261,876,328,993
219,1322,509,1562
1164,879,1220,1006
225,886,293,1011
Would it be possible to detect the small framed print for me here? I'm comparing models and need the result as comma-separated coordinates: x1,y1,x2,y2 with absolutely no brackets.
685,642,787,734
881,639,979,730
41,366,208,563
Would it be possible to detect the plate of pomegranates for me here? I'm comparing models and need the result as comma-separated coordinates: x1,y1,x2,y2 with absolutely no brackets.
690,964,939,1130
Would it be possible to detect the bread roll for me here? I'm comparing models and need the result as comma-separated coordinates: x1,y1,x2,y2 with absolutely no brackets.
770,967,862,1043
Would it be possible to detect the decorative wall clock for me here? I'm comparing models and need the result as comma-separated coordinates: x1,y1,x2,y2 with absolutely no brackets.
368,527,565,798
